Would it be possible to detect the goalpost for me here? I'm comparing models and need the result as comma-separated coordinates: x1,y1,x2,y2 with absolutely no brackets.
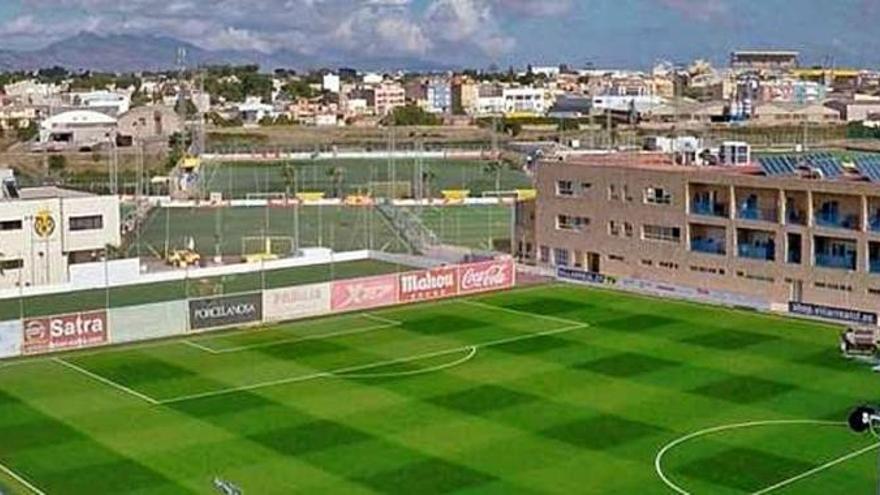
241,236,295,262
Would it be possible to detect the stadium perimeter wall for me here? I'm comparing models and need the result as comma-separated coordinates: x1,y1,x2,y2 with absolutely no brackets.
0,258,515,360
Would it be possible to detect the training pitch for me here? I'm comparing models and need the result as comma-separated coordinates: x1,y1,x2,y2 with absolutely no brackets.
0,284,876,494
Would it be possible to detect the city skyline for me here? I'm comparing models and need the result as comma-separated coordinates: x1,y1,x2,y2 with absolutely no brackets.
0,0,879,69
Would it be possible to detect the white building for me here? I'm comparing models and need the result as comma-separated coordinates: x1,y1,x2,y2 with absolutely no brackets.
0,170,120,289
475,96,505,116
503,87,547,115
363,73,384,85
323,74,341,94
38,110,117,151
70,91,131,116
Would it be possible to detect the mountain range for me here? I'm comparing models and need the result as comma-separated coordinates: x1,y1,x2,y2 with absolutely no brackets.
0,33,453,73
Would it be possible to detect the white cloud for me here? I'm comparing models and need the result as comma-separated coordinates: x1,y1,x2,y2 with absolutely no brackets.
4,0,571,61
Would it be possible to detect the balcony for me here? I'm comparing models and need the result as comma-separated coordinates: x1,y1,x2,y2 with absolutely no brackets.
814,212,860,230
692,200,727,218
738,243,775,261
814,199,861,231
738,206,778,223
691,237,726,255
786,209,807,226
815,253,857,271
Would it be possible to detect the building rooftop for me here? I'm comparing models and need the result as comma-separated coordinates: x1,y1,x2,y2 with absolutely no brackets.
15,186,96,200
553,151,880,184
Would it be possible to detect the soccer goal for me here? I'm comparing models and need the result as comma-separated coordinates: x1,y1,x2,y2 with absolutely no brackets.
241,236,295,262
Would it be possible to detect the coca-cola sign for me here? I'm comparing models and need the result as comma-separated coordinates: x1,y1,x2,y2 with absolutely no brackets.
399,266,458,302
458,259,515,295
22,310,109,355
189,293,263,330
331,274,399,312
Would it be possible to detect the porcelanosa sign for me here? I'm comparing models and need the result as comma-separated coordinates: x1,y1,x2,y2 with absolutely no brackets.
189,293,263,330
22,310,109,355
399,266,458,302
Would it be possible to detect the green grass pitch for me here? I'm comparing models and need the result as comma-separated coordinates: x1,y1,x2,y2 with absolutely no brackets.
0,283,877,494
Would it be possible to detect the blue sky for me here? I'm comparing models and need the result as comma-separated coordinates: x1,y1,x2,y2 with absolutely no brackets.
1,0,878,68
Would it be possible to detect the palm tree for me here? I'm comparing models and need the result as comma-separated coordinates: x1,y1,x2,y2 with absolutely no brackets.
326,166,345,198
420,170,436,201
484,161,503,194
281,161,297,198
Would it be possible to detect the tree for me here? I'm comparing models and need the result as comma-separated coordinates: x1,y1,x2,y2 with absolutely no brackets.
15,121,38,142
388,105,440,126
48,155,67,177
326,166,345,198
484,161,504,193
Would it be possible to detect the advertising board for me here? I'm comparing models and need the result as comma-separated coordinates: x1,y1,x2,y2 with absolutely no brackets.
458,259,515,295
789,302,877,326
331,274,398,312
556,266,608,285
264,283,332,322
110,301,188,343
398,266,458,302
22,310,109,355
188,293,263,331
0,320,22,359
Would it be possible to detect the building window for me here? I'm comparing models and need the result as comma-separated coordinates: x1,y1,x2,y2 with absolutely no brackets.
641,259,653,266
539,246,550,263
609,254,625,262
815,281,853,292
580,182,592,191
736,271,774,283
609,221,620,236
556,180,574,196
624,222,634,237
553,248,570,267
0,220,22,231
608,184,619,200
659,261,679,270
643,225,681,242
557,215,589,231
644,187,672,205
69,215,103,231
690,265,725,275
0,259,23,271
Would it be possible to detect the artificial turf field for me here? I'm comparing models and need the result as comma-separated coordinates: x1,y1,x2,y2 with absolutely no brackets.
0,283,878,494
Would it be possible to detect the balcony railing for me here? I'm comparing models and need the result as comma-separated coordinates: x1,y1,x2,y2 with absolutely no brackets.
815,253,856,270
814,213,860,231
692,201,727,218
691,238,726,255
738,207,778,223
738,244,775,261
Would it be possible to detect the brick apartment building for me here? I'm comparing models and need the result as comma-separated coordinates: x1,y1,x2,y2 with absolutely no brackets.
520,150,880,324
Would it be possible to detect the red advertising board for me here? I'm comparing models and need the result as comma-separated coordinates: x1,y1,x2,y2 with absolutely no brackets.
22,310,109,355
331,274,399,312
457,259,515,295
398,266,459,302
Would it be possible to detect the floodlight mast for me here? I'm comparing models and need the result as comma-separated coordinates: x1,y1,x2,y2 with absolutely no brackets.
848,405,880,495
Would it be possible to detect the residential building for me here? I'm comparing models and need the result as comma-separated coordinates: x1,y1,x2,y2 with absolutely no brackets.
37,110,117,151
372,82,406,115
524,149,880,323
323,73,341,94
731,50,800,71
427,79,452,114
503,87,547,115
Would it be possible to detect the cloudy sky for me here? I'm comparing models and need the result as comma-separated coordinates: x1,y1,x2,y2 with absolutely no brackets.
1,0,879,67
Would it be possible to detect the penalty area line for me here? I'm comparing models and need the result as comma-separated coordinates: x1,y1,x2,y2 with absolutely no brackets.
0,459,46,495
751,441,880,495
52,357,160,405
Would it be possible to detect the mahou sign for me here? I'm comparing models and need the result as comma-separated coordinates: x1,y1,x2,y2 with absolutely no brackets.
399,266,458,302
22,310,109,355
189,293,263,330
458,259,515,295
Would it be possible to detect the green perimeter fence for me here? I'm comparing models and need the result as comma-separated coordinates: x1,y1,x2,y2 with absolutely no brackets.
0,259,411,321
125,204,515,259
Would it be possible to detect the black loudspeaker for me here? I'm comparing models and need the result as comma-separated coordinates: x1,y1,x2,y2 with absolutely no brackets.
848,405,878,433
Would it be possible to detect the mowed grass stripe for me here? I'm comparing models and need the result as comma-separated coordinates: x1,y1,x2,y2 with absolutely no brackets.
0,284,874,493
